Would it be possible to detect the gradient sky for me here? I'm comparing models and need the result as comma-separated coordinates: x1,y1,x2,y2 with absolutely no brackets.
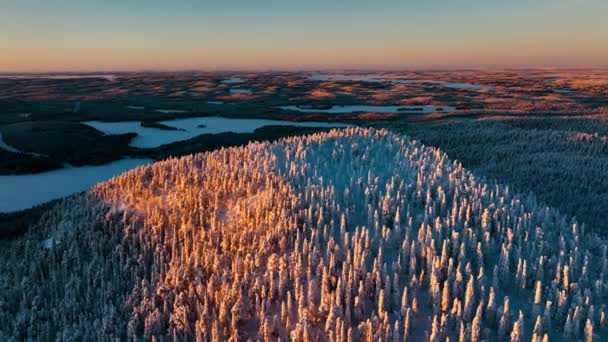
1,0,607,72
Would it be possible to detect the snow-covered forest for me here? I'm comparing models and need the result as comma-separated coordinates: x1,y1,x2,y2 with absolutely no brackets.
390,116,608,232
0,128,606,341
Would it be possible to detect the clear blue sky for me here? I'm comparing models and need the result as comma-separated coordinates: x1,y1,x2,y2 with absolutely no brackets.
1,0,607,71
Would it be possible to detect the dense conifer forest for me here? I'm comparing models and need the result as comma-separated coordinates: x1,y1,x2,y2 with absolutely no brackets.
0,128,606,341
390,116,608,233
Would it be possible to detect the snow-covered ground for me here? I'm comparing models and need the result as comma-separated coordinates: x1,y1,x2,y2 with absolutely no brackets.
0,158,151,212
279,104,456,113
83,116,348,148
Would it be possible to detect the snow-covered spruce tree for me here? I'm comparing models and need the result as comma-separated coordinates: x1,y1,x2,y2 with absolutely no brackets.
0,127,606,341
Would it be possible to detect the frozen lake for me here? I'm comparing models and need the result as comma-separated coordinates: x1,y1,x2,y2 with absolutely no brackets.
230,88,252,94
0,158,151,213
222,77,244,84
279,104,456,114
552,88,573,94
307,74,492,90
155,109,188,114
434,81,492,90
308,74,391,82
84,116,348,148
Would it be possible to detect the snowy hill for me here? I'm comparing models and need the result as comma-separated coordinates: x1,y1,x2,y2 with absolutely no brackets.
0,128,605,341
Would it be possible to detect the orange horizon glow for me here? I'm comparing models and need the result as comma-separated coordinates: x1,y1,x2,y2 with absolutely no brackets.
1,1,607,72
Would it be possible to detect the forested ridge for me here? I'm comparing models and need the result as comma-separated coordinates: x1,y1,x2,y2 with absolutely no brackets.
0,128,606,341
390,117,608,232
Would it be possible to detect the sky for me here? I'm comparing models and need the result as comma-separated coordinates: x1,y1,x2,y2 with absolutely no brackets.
1,0,607,72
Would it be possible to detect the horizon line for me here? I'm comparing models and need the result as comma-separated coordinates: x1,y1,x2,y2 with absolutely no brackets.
2,65,608,75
